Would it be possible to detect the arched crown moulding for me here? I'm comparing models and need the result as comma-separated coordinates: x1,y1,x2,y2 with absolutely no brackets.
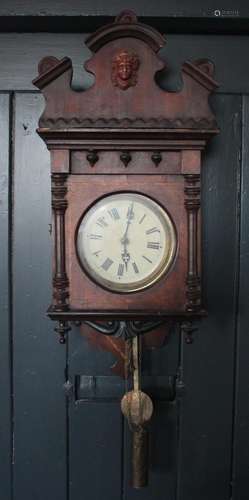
33,10,218,133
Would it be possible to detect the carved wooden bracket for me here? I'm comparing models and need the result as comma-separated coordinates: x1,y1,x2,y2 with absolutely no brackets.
80,320,173,378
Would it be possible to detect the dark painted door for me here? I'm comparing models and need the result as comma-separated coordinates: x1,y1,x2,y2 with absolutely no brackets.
0,24,249,500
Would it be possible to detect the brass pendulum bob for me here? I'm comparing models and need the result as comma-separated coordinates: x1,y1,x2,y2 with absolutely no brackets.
121,335,153,488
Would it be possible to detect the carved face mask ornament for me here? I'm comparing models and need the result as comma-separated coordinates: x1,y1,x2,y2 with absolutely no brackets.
112,50,140,90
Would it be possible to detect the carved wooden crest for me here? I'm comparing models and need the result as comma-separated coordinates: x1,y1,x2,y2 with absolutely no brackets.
33,11,218,132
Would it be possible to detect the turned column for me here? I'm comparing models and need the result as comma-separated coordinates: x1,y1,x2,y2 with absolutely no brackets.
51,173,69,311
184,173,201,312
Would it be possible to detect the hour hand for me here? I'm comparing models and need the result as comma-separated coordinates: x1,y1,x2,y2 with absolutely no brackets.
122,251,130,271
120,235,129,245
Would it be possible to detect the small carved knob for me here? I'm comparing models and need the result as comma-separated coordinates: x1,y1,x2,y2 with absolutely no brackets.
151,152,162,167
55,321,71,344
86,150,99,167
120,151,132,167
115,10,137,24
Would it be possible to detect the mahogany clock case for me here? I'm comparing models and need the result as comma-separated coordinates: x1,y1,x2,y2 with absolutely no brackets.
49,144,202,319
33,11,219,323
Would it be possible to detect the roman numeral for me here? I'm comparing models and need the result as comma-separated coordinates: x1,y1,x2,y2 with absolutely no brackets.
132,262,139,274
89,234,102,240
96,217,108,228
127,203,134,220
117,263,124,277
139,214,146,224
146,227,160,235
108,208,120,220
142,255,152,264
147,242,160,250
101,258,114,271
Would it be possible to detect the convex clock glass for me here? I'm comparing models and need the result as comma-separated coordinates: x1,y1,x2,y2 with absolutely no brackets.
76,192,177,292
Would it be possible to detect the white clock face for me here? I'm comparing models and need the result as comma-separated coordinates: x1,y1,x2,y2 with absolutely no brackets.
76,193,177,293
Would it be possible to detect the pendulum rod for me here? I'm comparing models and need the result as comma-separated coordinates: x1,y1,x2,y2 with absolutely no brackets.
132,334,140,392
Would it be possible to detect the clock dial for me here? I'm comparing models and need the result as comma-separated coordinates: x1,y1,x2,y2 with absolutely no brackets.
76,193,177,292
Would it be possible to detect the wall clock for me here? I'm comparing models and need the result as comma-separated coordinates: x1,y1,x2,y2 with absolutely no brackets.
33,10,219,488
76,192,177,293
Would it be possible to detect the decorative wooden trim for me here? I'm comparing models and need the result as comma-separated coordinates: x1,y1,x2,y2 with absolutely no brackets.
82,319,166,340
86,150,99,167
47,307,207,321
38,117,218,129
37,128,216,152
51,173,69,311
33,56,72,90
50,149,70,173
85,10,166,53
151,151,162,166
184,174,201,312
33,13,219,132
120,151,132,166
182,59,218,92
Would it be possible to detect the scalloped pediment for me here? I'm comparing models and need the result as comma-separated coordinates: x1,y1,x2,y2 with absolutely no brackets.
33,11,219,133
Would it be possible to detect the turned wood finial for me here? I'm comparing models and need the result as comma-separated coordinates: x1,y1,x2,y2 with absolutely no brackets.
115,10,137,24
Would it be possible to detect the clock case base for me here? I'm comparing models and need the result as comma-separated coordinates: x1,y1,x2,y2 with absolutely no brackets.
47,306,206,351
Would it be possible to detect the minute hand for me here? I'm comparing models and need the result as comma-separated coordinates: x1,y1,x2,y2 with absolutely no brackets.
121,202,134,243
121,203,134,270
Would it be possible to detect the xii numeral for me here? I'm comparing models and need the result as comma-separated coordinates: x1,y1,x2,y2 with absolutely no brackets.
127,204,134,220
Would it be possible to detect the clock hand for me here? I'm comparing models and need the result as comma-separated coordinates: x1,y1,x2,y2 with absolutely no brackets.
121,202,134,270
121,202,134,242
122,250,130,271
122,231,130,271
127,202,135,222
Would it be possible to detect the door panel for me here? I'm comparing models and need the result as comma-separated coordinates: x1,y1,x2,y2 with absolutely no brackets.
0,92,11,500
12,93,67,500
178,95,241,500
68,328,123,500
233,96,249,500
